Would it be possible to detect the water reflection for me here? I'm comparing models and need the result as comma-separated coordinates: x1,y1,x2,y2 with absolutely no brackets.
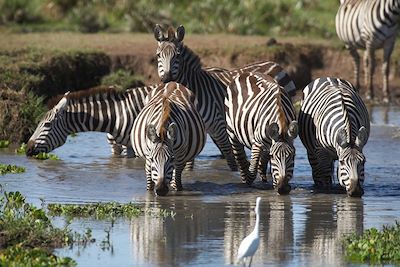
301,196,363,266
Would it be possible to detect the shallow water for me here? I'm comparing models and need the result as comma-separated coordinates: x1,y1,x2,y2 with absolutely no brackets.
1,105,400,267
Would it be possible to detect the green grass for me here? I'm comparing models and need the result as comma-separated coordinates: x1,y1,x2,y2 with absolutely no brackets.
101,69,144,90
33,152,60,160
15,143,26,154
0,164,25,174
0,140,9,148
344,222,400,264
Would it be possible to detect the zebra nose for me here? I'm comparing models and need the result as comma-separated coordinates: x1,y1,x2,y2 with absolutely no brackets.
25,141,35,157
155,179,169,196
162,72,172,83
347,183,364,197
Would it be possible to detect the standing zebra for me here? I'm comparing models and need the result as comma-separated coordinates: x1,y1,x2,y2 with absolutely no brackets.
25,85,155,157
131,82,206,196
226,72,298,193
153,24,297,172
298,77,370,197
335,0,400,103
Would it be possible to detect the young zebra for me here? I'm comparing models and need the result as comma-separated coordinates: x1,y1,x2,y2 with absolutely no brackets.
225,72,298,194
335,0,400,103
298,77,370,197
131,82,206,196
25,85,155,157
153,24,297,172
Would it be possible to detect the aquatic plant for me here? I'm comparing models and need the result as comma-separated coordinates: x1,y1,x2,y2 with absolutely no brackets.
0,191,76,265
34,152,60,160
15,143,26,154
0,245,76,267
344,221,400,264
0,164,25,175
0,140,10,148
48,202,176,221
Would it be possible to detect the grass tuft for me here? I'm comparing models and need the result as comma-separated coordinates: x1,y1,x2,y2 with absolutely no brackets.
0,164,25,175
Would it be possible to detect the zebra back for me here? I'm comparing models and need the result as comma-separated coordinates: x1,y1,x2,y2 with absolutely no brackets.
336,0,400,49
26,85,155,156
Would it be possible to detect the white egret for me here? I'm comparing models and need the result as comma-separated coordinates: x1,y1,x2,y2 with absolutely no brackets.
237,197,261,267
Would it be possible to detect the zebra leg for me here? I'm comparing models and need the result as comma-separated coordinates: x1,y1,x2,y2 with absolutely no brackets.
348,46,360,90
364,46,375,100
184,159,195,171
248,143,263,185
145,158,154,190
209,129,238,171
307,150,333,189
258,150,270,183
382,37,396,104
230,138,250,183
170,164,185,191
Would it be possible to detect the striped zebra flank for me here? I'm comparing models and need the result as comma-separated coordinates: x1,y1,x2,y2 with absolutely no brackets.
131,82,206,196
25,85,155,157
335,0,400,103
153,24,297,172
225,72,298,194
298,77,370,197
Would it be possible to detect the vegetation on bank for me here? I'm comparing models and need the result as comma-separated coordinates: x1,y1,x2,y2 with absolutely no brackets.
0,0,338,37
0,190,175,265
344,222,400,264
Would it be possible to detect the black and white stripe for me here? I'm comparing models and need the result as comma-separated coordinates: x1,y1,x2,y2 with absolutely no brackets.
335,0,400,102
153,24,297,172
131,82,206,196
298,77,370,197
225,72,298,194
25,85,155,156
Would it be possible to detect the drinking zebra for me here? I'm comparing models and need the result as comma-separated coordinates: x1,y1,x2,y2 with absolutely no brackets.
335,0,400,103
225,72,298,194
25,85,155,156
153,24,297,172
131,82,206,196
298,77,370,197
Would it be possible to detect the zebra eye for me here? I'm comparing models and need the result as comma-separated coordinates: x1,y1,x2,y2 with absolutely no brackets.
43,122,52,128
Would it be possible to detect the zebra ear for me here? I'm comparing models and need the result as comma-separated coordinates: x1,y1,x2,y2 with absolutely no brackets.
355,126,368,149
288,121,298,139
146,125,158,143
167,122,177,142
175,25,185,42
336,128,348,149
54,91,70,112
268,123,280,142
154,24,164,42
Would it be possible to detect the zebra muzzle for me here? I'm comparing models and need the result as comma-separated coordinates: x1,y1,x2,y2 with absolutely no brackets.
155,180,169,196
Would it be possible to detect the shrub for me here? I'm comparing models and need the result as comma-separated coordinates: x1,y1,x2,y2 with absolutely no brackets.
101,69,144,90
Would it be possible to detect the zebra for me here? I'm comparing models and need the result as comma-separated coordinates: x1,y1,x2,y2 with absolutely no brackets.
225,72,298,194
25,85,155,157
298,77,370,197
335,0,400,103
131,82,206,196
153,24,297,173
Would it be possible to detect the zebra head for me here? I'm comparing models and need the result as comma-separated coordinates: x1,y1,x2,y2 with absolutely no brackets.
336,127,368,197
154,24,185,83
26,92,70,157
146,123,177,196
268,121,298,195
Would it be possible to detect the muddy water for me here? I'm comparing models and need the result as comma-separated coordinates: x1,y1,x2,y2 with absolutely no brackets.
1,105,400,267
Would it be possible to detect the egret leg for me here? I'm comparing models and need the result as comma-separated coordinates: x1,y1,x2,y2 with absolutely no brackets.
248,256,253,267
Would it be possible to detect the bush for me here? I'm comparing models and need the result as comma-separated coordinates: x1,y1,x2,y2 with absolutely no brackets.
101,69,144,90
0,0,44,24
68,2,109,33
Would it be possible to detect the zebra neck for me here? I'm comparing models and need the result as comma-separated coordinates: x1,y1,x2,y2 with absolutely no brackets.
65,95,131,145
384,0,400,25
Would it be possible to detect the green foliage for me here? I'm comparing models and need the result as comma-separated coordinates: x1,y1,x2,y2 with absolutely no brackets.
33,152,60,160
101,69,144,90
0,0,44,24
0,140,9,148
0,0,338,37
344,222,400,264
0,191,72,249
20,91,47,134
0,164,25,175
15,143,26,154
48,202,143,220
0,245,76,267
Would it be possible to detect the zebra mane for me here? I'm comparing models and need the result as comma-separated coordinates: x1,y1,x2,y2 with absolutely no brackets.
158,85,174,141
338,87,352,144
47,85,122,109
276,87,289,136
